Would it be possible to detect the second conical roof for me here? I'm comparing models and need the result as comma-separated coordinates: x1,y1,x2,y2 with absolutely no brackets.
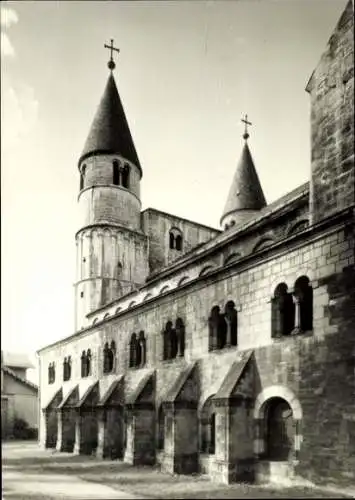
221,142,266,223
79,74,141,175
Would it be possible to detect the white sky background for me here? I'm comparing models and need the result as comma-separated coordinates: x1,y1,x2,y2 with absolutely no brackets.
1,0,347,383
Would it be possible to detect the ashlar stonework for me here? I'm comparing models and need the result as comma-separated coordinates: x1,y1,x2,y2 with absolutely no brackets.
37,1,355,490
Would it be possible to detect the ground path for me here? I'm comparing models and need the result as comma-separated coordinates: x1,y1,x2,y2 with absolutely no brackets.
2,442,354,499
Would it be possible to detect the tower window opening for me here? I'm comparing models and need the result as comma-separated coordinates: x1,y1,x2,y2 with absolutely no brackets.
169,228,183,251
122,164,130,188
80,291,84,298
80,164,86,191
113,160,120,185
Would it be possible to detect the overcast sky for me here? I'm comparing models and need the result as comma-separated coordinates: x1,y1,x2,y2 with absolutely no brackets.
1,0,347,379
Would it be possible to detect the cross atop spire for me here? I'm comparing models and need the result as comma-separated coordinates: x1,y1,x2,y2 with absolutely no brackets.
104,39,120,71
241,114,252,141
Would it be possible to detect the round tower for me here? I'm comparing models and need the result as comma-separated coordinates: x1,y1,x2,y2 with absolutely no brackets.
220,118,267,230
74,55,149,330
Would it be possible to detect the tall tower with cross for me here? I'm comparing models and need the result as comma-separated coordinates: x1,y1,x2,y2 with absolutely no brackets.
220,114,267,230
74,41,149,330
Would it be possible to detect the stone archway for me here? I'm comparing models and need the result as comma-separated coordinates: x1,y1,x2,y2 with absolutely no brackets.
254,385,302,460
265,397,294,461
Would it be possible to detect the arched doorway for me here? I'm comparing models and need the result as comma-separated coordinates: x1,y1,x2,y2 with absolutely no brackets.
265,397,294,461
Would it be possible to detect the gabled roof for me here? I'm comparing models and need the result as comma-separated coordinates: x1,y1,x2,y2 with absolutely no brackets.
2,366,38,392
221,141,266,224
164,363,196,404
213,350,253,401
57,385,79,409
79,74,142,175
97,376,124,407
42,387,62,411
125,371,154,406
75,381,99,409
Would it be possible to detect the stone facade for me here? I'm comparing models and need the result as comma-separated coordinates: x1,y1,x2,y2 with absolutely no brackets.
38,1,354,490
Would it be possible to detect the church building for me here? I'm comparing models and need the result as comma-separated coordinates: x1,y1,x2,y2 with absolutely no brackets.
37,1,354,488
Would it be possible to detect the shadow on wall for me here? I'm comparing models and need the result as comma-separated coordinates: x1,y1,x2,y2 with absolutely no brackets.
252,264,355,487
296,264,355,486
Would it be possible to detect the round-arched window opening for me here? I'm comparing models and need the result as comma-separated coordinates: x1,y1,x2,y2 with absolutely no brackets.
265,397,294,461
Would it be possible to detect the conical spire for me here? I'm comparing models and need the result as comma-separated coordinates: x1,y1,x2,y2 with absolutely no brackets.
79,73,141,175
220,139,266,227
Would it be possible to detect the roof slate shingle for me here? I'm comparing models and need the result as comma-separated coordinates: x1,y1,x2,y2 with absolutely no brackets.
221,142,266,223
79,74,142,175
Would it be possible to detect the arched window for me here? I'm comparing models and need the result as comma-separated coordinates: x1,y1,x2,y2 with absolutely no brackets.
157,405,165,450
63,358,66,381
208,305,227,351
199,266,215,277
80,164,86,191
113,160,120,186
162,321,178,361
209,413,216,454
175,234,183,251
67,356,72,380
175,318,185,357
86,349,92,376
122,164,130,188
294,276,313,332
81,351,86,377
81,349,91,378
287,220,308,237
103,340,116,373
224,300,238,346
48,362,55,384
137,331,146,367
224,253,241,266
271,283,295,338
63,357,71,382
266,398,294,461
177,276,189,287
103,342,109,373
129,332,145,368
200,396,216,455
253,238,274,253
129,333,137,368
169,228,183,251
108,341,116,372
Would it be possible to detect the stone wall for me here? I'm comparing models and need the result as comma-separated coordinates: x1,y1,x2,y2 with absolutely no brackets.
39,212,354,484
78,153,141,230
75,225,149,330
141,208,221,274
86,186,309,326
307,0,354,225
